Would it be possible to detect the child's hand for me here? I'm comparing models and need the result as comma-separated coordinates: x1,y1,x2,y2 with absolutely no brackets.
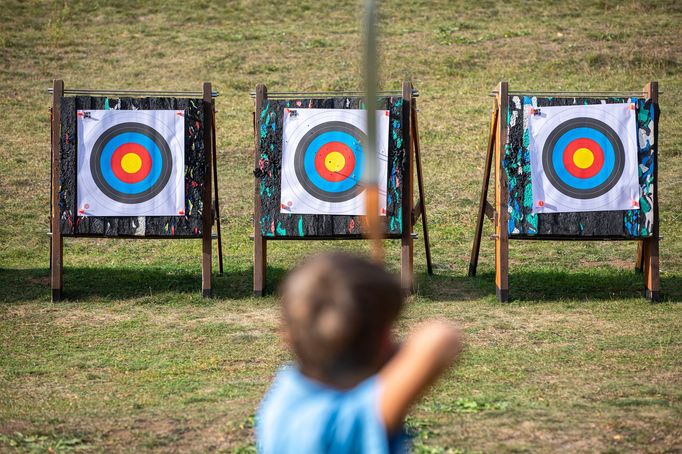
378,320,465,434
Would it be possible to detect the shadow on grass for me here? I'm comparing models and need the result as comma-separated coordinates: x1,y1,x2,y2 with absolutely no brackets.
4,266,678,304
416,271,489,302
0,265,290,303
462,268,682,303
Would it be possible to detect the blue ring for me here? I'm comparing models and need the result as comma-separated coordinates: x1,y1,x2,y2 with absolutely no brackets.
302,131,364,193
99,132,164,194
542,117,625,200
550,127,615,190
293,120,367,203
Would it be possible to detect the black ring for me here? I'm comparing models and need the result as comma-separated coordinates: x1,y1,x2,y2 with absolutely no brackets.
542,117,625,199
90,122,173,204
293,121,366,203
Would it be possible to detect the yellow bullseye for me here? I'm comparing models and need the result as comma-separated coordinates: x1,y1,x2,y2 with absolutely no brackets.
572,147,595,169
121,153,142,174
325,151,346,173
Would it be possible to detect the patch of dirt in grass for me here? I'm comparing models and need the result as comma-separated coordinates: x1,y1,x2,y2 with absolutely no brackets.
467,308,616,349
88,413,254,452
182,414,254,452
47,304,280,332
0,420,32,435
102,417,192,450
0,415,229,452
578,258,634,269
50,309,135,328
172,308,280,329
26,276,50,286
421,408,681,453
494,419,605,452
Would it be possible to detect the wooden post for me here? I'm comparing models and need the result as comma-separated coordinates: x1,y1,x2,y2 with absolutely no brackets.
50,80,64,302
411,99,433,275
494,82,509,302
635,241,644,272
210,95,224,275
469,102,498,277
201,82,213,298
401,81,414,294
642,81,661,301
253,84,268,297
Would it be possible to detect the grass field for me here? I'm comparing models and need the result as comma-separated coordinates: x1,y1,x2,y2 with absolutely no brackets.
1,0,681,452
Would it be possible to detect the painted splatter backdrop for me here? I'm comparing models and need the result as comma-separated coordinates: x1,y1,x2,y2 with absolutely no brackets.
59,96,208,237
506,96,657,238
255,97,407,238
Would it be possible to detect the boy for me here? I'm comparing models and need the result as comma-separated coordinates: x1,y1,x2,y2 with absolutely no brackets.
256,252,463,453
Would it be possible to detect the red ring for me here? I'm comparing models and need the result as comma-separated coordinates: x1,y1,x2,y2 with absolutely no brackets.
314,141,356,182
110,143,152,184
562,137,604,179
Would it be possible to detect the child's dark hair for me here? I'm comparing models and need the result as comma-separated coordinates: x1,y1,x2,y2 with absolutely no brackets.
279,252,404,381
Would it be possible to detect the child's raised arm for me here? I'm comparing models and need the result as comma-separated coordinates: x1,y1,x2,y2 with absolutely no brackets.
378,321,464,434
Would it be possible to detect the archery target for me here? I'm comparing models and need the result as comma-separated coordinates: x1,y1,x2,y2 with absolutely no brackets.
528,103,639,213
280,108,389,215
77,110,185,216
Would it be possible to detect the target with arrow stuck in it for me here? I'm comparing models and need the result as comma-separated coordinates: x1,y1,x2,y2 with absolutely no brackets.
280,108,389,215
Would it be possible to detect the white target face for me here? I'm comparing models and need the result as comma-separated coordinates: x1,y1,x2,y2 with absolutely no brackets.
280,108,389,215
77,110,185,217
529,103,640,214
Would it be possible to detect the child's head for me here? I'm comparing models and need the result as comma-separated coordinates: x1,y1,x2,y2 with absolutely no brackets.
279,252,404,385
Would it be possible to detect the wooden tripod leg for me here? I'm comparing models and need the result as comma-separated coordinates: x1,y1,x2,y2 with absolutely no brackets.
51,80,64,302
201,83,214,298
494,82,509,302
469,103,498,277
635,241,644,272
642,238,660,301
254,237,267,297
211,98,224,275
411,101,433,275
253,84,268,297
400,81,414,294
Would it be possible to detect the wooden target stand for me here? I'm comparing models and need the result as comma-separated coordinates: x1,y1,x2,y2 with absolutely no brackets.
252,81,433,296
49,80,223,301
469,81,661,302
